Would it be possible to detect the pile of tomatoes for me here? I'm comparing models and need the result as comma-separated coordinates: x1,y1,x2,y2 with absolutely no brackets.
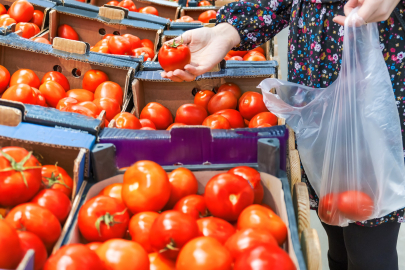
225,47,267,61
45,161,295,270
0,146,74,270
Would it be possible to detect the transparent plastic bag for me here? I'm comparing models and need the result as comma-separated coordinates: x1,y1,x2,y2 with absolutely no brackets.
260,9,405,226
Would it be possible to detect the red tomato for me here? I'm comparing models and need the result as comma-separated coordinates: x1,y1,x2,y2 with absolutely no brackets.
122,161,171,213
38,81,66,107
228,50,248,57
103,34,115,41
244,54,267,61
243,51,265,60
30,10,44,28
202,115,231,129
250,47,265,54
229,56,243,61
234,244,296,270
32,88,47,107
117,0,137,11
10,69,40,88
238,92,269,120
96,239,149,270
198,10,217,23
42,164,73,199
217,82,242,99
224,54,231,60
141,127,154,130
150,210,199,260
0,4,6,15
129,211,159,253
94,81,123,106
237,204,287,245
82,69,109,93
158,40,191,72
86,242,102,251
173,194,208,220
176,15,194,22
0,65,10,94
56,97,78,112
257,123,272,128
0,220,23,269
318,193,339,224
140,102,173,130
198,0,212,6
107,0,119,5
6,203,61,250
204,173,254,221
68,106,94,118
2,83,37,105
175,104,207,125
78,101,101,116
122,33,141,49
228,166,264,204
176,236,232,270
165,168,198,209
249,112,277,128
108,36,132,55
31,189,72,224
194,90,215,110
207,91,237,114
132,47,155,61
91,45,110,54
197,217,235,245
0,147,41,207
15,22,37,38
149,253,176,270
66,89,93,103
214,109,245,129
112,112,141,129
139,6,159,16
44,244,105,270
141,39,154,49
8,0,34,23
140,118,156,129
337,191,374,221
99,183,123,203
93,98,120,121
0,17,17,27
41,71,70,91
78,195,130,242
167,123,186,130
18,231,48,270
57,24,79,40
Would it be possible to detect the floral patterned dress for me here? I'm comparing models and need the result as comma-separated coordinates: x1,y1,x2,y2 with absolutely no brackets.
216,0,405,227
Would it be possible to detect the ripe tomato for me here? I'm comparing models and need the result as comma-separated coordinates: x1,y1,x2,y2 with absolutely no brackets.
123,161,171,213
176,15,194,22
10,69,40,88
117,0,137,11
204,173,254,221
228,50,248,57
244,54,267,61
318,193,339,225
39,81,66,107
91,45,110,54
15,22,37,38
214,109,245,128
207,91,238,114
139,6,159,16
6,203,61,250
167,123,186,130
99,183,123,203
243,51,265,60
140,102,173,130
197,217,235,245
198,10,217,23
122,34,142,50
44,244,105,270
30,10,44,28
0,4,6,15
141,39,154,49
224,54,231,60
57,24,79,40
86,242,102,251
140,118,156,129
132,47,155,60
0,147,41,207
149,253,176,270
0,17,17,27
94,81,123,106
107,0,119,5
238,92,269,120
249,112,277,128
18,231,48,270
78,101,101,116
198,0,212,6
96,239,149,270
129,211,159,253
0,65,10,93
82,70,109,93
194,90,215,110
31,189,72,224
158,40,191,72
42,164,73,199
176,236,232,270
217,82,242,99
108,36,132,55
56,97,78,111
32,88,47,106
237,204,287,245
175,104,207,126
202,115,231,129
337,191,374,221
8,0,34,23
2,84,37,105
228,166,264,204
229,56,243,61
257,123,272,128
66,89,94,103
173,194,208,220
112,112,142,129
165,168,198,209
150,210,199,260
0,220,23,269
41,71,70,91
224,228,278,260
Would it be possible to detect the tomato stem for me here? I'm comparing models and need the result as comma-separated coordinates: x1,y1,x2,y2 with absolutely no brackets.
159,238,179,253
43,170,71,190
94,208,127,236
169,36,184,48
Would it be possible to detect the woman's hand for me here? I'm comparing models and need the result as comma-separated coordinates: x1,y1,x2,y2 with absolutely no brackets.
333,0,401,26
161,23,240,82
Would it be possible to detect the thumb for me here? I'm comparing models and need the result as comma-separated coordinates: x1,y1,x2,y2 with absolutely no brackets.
333,15,346,26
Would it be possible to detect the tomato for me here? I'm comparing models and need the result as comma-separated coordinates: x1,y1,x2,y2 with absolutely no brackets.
129,211,159,253
18,231,48,270
167,123,186,130
117,0,137,11
68,104,97,118
108,36,132,55
6,203,61,250
99,183,123,203
244,54,267,61
173,194,208,219
194,90,215,110
121,33,141,50
204,173,254,221
39,81,66,107
238,92,269,120
257,123,272,128
243,51,265,60
214,109,245,128
91,45,110,54
207,91,237,114
32,37,51,44
0,65,10,94
78,195,130,242
176,16,194,22
95,81,123,106
32,88,47,106
174,104,207,126
149,253,176,270
249,112,277,128
41,71,70,91
2,84,37,105
141,39,154,49
217,82,242,99
44,244,105,270
96,239,149,270
56,97,78,112
176,237,232,270
140,118,156,129
29,10,44,28
337,190,374,221
42,164,73,199
229,56,243,61
228,166,264,204
31,189,72,224
123,161,171,213
318,193,339,225
10,69,40,88
250,47,265,54
86,242,102,251
139,6,159,16
164,168,198,209
140,102,173,130
132,47,155,61
198,10,217,23
0,17,17,27
237,204,287,245
57,24,79,40
198,0,212,6
15,22,37,38
8,0,34,22
202,115,231,129
66,89,94,103
197,217,235,245
112,112,141,129
0,220,23,269
107,0,119,5
150,210,199,260
0,147,41,207
228,50,248,57
224,54,231,60
78,101,101,115
80,70,108,93
0,4,6,15
158,39,191,72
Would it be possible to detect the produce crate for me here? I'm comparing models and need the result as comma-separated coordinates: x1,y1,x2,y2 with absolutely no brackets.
179,6,218,22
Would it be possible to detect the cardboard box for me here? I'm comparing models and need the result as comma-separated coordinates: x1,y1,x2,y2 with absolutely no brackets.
179,6,219,21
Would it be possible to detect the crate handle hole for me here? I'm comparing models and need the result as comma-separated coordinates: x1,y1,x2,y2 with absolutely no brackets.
113,31,120,35
53,65,62,73
72,68,81,78
191,88,199,96
99,28,106,35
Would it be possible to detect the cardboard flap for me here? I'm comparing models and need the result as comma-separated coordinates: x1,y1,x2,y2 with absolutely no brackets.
168,22,203,30
99,6,127,21
0,24,15,36
53,37,90,55
215,0,233,7
0,105,23,127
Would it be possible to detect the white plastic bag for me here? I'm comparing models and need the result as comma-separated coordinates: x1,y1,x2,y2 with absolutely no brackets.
260,9,405,226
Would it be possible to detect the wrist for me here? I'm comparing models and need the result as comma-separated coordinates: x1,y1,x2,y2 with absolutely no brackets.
212,23,241,50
